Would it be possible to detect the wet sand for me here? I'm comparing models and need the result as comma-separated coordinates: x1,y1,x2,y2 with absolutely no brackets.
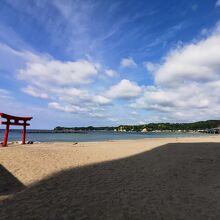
1,136,220,219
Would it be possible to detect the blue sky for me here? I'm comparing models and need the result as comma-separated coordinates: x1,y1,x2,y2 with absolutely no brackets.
0,0,220,129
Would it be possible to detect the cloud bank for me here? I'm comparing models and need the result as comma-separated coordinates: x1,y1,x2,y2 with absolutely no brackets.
133,24,220,121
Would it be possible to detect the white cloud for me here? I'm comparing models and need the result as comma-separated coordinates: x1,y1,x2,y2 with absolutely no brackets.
132,24,220,121
48,102,88,113
18,58,100,87
216,0,220,7
120,57,137,68
105,69,118,77
106,79,142,99
3,17,220,124
54,88,93,104
132,84,216,112
48,100,111,119
21,84,112,119
22,86,49,99
154,27,220,85
92,95,111,105
0,44,114,116
51,88,111,106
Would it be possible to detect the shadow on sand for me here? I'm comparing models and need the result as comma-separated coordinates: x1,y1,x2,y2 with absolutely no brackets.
1,142,220,219
0,164,25,196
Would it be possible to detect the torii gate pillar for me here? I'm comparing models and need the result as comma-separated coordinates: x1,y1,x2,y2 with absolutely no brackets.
0,113,33,146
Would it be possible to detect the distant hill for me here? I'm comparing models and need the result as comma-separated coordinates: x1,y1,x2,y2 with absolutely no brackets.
54,126,117,131
54,120,220,132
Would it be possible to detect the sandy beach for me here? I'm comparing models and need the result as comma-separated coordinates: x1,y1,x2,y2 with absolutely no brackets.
1,136,220,219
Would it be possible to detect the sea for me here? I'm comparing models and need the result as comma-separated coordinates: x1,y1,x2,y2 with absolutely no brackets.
0,129,212,143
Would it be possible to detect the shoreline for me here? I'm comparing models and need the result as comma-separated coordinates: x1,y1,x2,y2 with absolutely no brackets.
1,132,215,145
4,133,218,144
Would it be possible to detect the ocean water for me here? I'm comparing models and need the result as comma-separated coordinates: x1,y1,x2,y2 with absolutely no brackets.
0,129,212,143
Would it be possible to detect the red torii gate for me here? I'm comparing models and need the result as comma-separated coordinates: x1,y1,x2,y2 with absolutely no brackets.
0,113,33,146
